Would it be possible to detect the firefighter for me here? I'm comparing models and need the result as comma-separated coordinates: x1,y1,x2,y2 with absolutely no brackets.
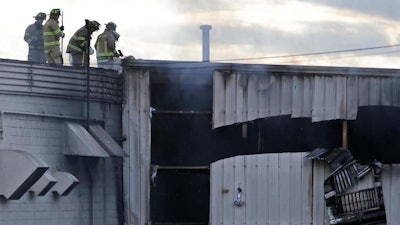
66,20,100,67
95,22,122,71
24,12,47,63
43,8,65,65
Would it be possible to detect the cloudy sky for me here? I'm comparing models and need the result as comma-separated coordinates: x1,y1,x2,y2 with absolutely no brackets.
1,0,400,68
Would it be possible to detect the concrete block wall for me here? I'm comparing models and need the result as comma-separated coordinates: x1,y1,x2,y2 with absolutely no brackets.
0,93,122,225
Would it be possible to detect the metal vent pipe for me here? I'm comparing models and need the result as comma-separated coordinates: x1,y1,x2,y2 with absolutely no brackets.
200,24,212,62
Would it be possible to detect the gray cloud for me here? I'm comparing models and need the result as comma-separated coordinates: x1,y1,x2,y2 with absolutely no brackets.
163,0,236,12
302,0,400,21
163,21,388,57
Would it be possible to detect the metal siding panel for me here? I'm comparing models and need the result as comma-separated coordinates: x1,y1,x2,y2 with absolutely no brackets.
234,156,246,225
358,77,370,106
213,71,226,129
381,164,392,224
382,164,400,224
324,76,336,120
245,155,258,225
0,63,121,102
346,76,358,119
210,160,224,225
258,75,270,118
335,76,346,119
220,66,400,128
301,153,313,224
303,76,313,118
236,73,245,123
223,157,235,224
268,154,280,224
256,154,269,223
269,74,280,117
312,76,325,122
281,75,292,115
279,153,291,223
380,77,392,106
210,153,400,225
291,75,303,118
369,77,380,105
312,161,330,225
390,164,400,225
226,73,237,126
290,153,302,224
211,153,317,225
247,74,259,121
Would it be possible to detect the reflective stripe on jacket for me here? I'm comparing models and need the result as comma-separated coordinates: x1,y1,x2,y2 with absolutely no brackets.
43,18,64,50
66,26,88,53
95,30,116,58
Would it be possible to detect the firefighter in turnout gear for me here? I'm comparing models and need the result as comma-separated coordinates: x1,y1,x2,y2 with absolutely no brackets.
95,22,122,71
43,8,65,65
24,12,47,63
66,20,100,67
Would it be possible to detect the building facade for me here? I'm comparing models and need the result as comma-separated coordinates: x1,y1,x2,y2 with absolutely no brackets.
0,59,124,225
2,58,400,224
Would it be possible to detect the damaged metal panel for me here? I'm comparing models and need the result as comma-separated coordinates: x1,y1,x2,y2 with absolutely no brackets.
210,151,400,224
210,152,313,225
306,148,387,224
213,69,400,128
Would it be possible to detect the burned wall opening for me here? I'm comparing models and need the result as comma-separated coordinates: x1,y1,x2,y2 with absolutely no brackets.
149,67,345,224
349,106,400,164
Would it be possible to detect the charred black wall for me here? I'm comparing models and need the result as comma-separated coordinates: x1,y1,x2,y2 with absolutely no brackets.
348,106,400,164
148,67,400,224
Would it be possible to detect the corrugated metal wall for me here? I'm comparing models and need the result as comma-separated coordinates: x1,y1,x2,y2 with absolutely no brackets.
381,164,400,224
210,153,400,225
0,59,122,102
213,70,400,128
210,153,313,225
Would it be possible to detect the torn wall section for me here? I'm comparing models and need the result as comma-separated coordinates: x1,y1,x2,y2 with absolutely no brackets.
305,148,387,225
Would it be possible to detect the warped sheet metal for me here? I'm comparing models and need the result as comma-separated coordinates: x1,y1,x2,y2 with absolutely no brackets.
213,70,400,128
